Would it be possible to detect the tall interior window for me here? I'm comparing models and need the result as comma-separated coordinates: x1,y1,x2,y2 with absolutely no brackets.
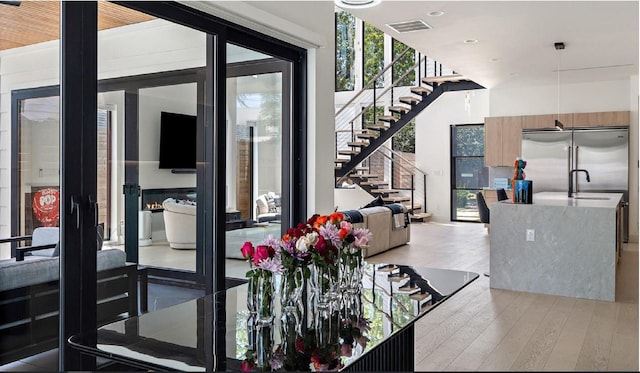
363,22,384,89
392,39,415,87
451,124,488,222
335,11,355,92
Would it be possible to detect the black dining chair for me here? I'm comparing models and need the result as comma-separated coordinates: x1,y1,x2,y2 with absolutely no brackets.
497,188,509,201
476,191,490,225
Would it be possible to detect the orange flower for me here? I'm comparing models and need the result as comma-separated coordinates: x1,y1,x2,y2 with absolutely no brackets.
282,233,291,243
329,212,344,224
314,215,328,228
339,227,349,239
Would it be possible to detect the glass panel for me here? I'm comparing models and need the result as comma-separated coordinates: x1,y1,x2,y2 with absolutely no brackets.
335,10,355,92
453,125,484,156
455,158,487,189
392,121,415,190
0,1,60,368
363,22,384,89
453,189,482,221
226,63,284,280
392,39,415,87
97,3,205,279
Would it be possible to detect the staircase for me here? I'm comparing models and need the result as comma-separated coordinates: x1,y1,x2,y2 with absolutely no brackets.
335,48,485,220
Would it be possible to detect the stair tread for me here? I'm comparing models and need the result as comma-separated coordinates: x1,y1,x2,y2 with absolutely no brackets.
338,150,359,156
347,141,369,147
354,166,369,171
361,181,388,186
378,115,398,122
368,124,389,131
399,96,421,105
335,158,349,163
388,105,410,113
410,293,432,302
350,173,380,179
383,196,411,202
422,74,466,84
371,189,400,194
411,212,432,218
411,86,432,95
404,203,422,210
357,133,378,139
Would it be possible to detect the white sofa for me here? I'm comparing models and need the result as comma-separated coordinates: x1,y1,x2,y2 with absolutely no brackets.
162,198,196,249
342,204,410,258
255,192,281,223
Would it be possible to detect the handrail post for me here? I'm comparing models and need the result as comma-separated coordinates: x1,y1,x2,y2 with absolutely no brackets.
410,174,415,214
423,174,427,212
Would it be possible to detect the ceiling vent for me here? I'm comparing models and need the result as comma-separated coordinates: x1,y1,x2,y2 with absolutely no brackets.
387,19,432,33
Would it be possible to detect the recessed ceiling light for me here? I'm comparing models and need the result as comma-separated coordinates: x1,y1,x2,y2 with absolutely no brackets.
427,11,444,16
334,0,381,8
490,58,499,62
464,39,478,44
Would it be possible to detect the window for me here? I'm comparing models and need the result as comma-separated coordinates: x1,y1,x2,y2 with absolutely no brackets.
450,124,488,222
335,11,356,92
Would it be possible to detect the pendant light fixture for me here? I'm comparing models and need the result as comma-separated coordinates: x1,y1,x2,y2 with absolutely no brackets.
554,42,565,131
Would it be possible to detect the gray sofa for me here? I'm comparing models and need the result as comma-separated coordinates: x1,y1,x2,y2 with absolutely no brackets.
0,248,146,365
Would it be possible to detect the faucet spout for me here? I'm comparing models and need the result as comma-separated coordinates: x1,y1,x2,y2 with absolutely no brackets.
568,169,591,197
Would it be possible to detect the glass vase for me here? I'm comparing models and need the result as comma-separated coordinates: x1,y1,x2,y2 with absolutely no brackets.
254,270,275,325
340,250,364,296
280,265,304,326
246,269,258,316
310,262,340,310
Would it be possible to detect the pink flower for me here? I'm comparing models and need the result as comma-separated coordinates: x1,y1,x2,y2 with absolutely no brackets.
253,245,271,265
241,360,254,371
240,241,254,259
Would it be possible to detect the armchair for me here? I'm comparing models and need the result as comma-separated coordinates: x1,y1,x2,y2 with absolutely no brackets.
255,192,281,223
162,198,196,249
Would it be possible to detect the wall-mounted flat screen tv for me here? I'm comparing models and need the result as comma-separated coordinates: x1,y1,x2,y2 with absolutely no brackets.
158,111,197,170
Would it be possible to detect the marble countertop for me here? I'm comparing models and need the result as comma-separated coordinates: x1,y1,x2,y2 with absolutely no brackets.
527,192,623,208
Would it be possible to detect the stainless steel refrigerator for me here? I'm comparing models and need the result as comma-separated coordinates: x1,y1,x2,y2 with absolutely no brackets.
521,127,629,240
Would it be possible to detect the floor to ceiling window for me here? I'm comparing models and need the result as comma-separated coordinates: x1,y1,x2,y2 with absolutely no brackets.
450,124,488,222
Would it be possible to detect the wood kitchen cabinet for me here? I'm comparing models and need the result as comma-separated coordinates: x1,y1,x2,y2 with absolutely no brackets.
522,113,573,129
484,116,522,167
573,111,629,127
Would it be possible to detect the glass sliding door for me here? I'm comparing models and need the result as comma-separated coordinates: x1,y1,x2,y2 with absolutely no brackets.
450,124,488,222
225,49,290,279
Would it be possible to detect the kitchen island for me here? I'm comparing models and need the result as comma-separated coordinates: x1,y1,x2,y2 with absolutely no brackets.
490,192,623,301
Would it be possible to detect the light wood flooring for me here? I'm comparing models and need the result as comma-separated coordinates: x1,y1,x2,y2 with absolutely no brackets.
368,221,639,372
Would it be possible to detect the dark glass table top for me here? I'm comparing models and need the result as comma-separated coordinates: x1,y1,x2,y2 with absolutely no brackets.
69,263,478,371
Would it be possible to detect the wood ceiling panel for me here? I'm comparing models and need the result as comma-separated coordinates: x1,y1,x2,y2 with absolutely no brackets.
0,1,155,52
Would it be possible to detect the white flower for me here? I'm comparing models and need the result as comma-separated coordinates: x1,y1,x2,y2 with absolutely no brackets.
296,236,310,253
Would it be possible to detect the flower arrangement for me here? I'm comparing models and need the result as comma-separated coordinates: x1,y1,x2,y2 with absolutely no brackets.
241,237,282,323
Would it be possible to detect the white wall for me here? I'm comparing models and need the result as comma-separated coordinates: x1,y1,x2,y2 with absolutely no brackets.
413,89,490,222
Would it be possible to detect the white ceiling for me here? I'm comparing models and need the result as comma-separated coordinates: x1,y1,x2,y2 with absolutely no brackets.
339,1,639,89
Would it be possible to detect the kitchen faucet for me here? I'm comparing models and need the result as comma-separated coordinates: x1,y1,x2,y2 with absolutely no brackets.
568,169,591,197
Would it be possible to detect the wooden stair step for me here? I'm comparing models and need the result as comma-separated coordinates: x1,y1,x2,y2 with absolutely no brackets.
357,133,377,140
410,212,432,221
368,124,389,131
371,189,400,194
378,115,398,123
383,196,411,203
398,284,420,292
404,203,422,211
388,273,409,282
410,293,432,302
334,158,349,164
338,150,359,156
422,74,466,84
399,96,421,105
361,181,388,186
350,173,380,179
354,166,369,171
388,105,410,114
410,86,432,95
347,141,368,148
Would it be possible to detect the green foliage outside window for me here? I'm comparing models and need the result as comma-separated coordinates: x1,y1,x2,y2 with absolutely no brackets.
362,105,384,128
392,39,415,87
392,120,415,153
363,22,384,89
453,125,484,156
335,11,355,92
